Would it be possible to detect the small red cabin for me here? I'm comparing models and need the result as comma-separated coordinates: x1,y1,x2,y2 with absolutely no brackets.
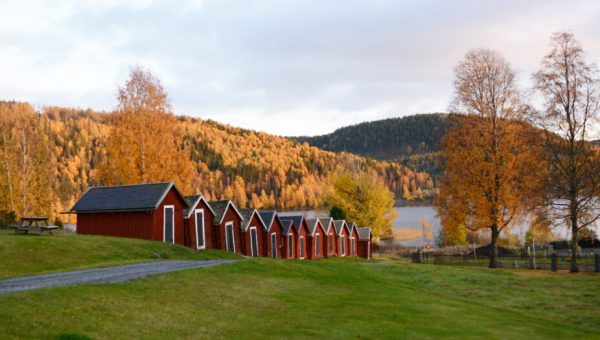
259,211,284,258
333,220,350,257
306,218,326,260
319,217,337,258
280,215,310,260
280,219,298,259
209,200,244,254
357,227,373,259
240,209,266,257
71,182,188,246
183,195,215,250
347,222,360,257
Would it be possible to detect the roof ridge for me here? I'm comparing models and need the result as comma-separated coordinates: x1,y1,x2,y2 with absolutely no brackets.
90,181,173,189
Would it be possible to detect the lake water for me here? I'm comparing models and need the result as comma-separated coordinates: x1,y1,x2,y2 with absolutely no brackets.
279,206,441,246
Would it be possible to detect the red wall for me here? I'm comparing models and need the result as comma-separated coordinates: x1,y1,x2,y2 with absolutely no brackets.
323,224,337,257
296,221,309,260
358,239,372,259
77,211,153,239
308,224,325,260
152,189,186,245
264,218,283,258
349,228,359,257
336,227,350,257
242,213,265,257
215,205,243,254
185,199,215,250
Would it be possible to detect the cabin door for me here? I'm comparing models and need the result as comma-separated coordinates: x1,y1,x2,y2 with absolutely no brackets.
164,205,174,244
250,227,259,257
271,233,277,258
225,222,235,252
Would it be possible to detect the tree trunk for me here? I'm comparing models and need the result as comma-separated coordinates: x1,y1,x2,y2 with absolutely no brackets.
489,226,499,268
570,214,579,273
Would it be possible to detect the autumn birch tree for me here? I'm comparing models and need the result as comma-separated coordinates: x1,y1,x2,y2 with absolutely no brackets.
96,67,195,193
436,50,543,268
533,32,600,272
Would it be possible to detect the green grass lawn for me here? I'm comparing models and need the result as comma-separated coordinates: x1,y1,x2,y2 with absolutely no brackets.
1,231,600,339
0,229,237,278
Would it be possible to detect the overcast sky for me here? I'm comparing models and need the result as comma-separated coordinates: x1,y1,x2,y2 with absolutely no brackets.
1,0,599,136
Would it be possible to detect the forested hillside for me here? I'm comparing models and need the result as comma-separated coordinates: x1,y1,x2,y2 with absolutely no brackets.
295,114,449,158
295,114,448,178
0,101,434,221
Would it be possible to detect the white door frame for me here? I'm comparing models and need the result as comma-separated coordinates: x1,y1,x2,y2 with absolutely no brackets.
249,226,258,257
225,221,235,253
195,209,205,250
163,205,175,244
271,232,277,258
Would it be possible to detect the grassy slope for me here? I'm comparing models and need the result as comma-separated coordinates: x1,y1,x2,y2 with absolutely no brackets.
0,230,237,278
1,255,599,339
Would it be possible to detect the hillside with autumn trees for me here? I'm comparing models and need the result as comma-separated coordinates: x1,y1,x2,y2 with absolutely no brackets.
0,96,434,222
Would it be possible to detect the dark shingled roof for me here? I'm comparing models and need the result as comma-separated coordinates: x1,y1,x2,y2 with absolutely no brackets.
333,220,347,235
184,195,201,217
281,219,295,235
258,211,277,231
71,182,185,213
305,218,323,235
279,215,304,234
318,217,333,233
347,222,356,235
209,200,243,225
357,227,372,241
240,209,265,231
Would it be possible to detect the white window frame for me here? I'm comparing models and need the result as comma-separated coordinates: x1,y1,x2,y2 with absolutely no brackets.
288,234,294,258
195,209,205,250
249,226,258,257
271,232,278,258
299,236,305,259
163,205,175,244
225,221,235,253
340,235,345,256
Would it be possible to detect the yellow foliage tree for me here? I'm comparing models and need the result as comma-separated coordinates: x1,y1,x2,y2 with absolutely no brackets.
329,170,397,240
96,67,195,193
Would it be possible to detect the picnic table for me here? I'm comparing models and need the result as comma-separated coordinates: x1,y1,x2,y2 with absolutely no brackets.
9,217,59,235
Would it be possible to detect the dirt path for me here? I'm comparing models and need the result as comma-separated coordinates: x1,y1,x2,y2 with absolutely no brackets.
0,259,236,295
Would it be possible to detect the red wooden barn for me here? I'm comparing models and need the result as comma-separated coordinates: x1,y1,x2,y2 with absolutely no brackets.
357,227,373,259
183,195,215,250
305,218,326,260
209,200,244,254
347,222,360,257
258,211,284,258
318,217,337,258
71,182,188,246
240,209,266,257
333,220,350,257
279,215,310,260
280,219,298,259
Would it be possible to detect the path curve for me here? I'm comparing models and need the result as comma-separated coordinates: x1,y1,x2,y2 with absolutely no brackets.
0,259,236,295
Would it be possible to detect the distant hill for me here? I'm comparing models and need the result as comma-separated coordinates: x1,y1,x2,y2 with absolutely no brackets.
294,113,449,178
295,113,448,158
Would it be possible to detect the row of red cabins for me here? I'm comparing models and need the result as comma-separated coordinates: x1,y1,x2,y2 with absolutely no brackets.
71,182,373,259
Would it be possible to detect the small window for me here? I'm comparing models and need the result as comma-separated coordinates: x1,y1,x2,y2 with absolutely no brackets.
340,235,345,256
288,235,293,258
299,236,305,259
329,235,333,252
315,234,320,255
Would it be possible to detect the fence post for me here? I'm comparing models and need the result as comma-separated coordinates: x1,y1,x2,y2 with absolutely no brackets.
528,255,536,270
595,254,600,273
512,258,518,268
551,253,558,272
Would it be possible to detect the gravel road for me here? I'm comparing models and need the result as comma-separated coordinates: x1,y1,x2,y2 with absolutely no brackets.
0,259,236,295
